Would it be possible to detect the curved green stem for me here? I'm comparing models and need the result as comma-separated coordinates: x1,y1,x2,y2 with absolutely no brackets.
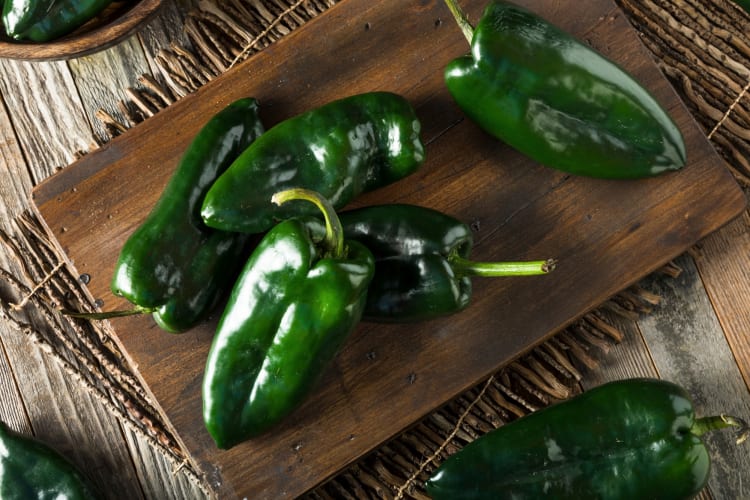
271,188,345,259
692,415,749,445
450,255,556,278
444,0,475,44
61,305,154,321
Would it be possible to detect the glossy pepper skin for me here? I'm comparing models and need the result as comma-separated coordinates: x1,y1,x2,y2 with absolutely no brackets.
443,0,686,179
202,189,375,449
3,0,114,42
0,421,98,500
2,0,50,37
201,92,426,234
338,204,554,322
426,378,749,499
110,97,264,332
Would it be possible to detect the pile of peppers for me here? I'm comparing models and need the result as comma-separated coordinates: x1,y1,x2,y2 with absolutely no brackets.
58,0,748,496
2,0,114,42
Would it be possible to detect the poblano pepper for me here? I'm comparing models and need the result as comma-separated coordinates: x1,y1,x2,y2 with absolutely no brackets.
338,204,554,322
200,92,426,234
202,188,375,449
0,421,98,500
443,0,687,179
73,98,265,333
426,378,749,499
3,0,114,42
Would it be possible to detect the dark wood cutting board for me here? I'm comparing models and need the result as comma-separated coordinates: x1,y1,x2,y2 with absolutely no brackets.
31,0,747,498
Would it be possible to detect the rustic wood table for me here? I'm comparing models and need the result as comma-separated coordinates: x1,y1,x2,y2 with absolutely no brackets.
1,1,749,499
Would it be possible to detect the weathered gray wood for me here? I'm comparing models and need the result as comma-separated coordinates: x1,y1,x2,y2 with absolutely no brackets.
0,96,35,227
691,214,750,390
136,0,200,76
67,38,155,144
638,253,750,500
0,34,198,500
122,427,208,500
578,311,658,385
0,60,95,179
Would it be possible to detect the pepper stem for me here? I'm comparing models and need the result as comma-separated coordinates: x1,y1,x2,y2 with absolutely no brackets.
60,305,154,320
443,0,475,44
692,415,749,445
450,255,557,278
271,188,345,259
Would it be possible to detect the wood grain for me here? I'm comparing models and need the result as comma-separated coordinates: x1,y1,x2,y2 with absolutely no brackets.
67,37,155,143
0,59,95,178
0,0,163,61
692,214,750,390
638,253,750,499
29,0,747,498
0,7,206,499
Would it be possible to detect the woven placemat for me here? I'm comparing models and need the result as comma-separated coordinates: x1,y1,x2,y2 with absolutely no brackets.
1,0,748,498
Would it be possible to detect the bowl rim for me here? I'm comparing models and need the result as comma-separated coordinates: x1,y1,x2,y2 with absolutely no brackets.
0,0,163,61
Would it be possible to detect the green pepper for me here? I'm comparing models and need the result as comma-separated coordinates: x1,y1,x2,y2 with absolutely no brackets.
442,0,686,179
200,92,426,234
202,188,375,449
105,97,264,332
733,0,750,13
2,0,52,37
0,420,98,499
426,378,749,499
4,0,114,42
338,204,554,322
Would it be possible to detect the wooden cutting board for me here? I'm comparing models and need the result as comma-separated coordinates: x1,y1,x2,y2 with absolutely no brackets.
31,0,747,498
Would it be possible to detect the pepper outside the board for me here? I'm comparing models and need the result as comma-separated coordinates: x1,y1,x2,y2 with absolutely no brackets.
442,0,687,179
0,420,98,500
202,188,375,449
2,0,114,42
338,204,554,322
82,98,264,333
200,92,426,234
426,377,750,499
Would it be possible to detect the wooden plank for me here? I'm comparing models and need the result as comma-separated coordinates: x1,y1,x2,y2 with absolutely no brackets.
691,213,750,391
0,43,176,500
136,0,198,71
579,311,658,384
29,0,747,498
638,253,750,499
0,94,38,438
122,428,208,500
67,37,155,143
0,95,36,228
0,59,95,180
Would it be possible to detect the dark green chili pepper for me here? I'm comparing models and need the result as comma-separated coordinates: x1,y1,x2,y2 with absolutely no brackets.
202,188,375,449
733,0,750,13
73,98,264,333
200,92,426,234
338,204,554,322
2,0,53,37
426,378,749,499
443,0,686,179
4,0,114,42
0,420,98,499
